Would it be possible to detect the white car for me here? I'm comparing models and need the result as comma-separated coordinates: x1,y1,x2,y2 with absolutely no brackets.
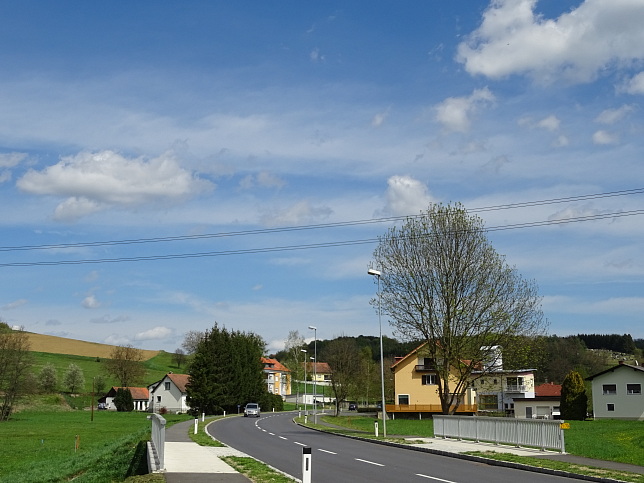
244,403,260,417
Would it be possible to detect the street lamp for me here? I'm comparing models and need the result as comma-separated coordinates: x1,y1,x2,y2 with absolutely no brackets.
308,325,317,418
301,349,307,414
368,268,387,437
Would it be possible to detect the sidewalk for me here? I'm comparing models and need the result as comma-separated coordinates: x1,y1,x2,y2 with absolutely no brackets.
162,419,251,482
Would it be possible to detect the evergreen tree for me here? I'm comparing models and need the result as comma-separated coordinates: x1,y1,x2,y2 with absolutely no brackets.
114,387,134,411
38,363,58,392
187,323,266,415
560,370,588,420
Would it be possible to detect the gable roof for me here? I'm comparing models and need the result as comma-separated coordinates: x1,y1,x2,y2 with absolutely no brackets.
105,386,149,400
535,382,561,397
586,363,644,381
304,361,332,374
166,373,190,392
391,341,429,370
261,357,290,372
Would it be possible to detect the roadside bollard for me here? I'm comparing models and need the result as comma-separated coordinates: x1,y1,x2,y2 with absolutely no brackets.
194,418,198,434
302,447,312,483
202,412,205,422
375,421,379,438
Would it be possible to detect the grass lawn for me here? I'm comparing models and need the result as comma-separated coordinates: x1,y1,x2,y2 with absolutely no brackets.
317,415,644,466
0,407,191,483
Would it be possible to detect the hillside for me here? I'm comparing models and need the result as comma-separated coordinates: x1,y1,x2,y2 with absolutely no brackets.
25,332,160,361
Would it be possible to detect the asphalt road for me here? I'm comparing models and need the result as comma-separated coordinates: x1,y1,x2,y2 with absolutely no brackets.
209,412,581,483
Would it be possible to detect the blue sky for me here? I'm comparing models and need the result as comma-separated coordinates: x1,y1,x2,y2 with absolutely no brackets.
1,1,644,354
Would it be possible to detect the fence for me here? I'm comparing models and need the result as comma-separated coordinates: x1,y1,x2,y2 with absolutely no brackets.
433,415,565,452
148,414,167,471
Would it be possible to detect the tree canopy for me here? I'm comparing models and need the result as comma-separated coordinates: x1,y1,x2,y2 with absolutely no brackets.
186,323,267,415
104,345,146,387
371,203,547,413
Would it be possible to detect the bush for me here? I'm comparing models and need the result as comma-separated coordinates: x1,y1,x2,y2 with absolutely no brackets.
260,392,284,412
561,370,588,420
114,388,134,412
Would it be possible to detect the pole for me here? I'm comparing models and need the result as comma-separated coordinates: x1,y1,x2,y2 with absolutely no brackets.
301,349,308,414
377,273,387,437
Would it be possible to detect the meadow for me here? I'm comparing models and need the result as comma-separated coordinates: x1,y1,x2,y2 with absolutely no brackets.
0,404,191,483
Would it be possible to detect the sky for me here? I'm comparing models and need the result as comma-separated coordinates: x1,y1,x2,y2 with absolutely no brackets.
1,0,644,355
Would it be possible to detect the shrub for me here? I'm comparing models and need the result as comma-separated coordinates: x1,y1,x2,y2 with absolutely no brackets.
561,370,588,420
114,388,134,412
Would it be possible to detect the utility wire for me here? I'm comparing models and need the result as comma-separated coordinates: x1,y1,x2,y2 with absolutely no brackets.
1,187,643,253
1,208,642,268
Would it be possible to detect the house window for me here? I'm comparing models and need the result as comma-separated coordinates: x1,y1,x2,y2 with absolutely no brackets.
422,374,438,385
398,394,410,405
602,384,617,395
479,395,498,410
627,384,641,395
156,396,161,402
607,403,615,411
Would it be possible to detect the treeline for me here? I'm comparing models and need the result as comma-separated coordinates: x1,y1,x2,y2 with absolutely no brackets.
576,333,637,354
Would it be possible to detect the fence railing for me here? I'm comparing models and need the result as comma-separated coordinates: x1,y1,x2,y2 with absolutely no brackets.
386,404,477,414
148,414,167,471
433,415,565,452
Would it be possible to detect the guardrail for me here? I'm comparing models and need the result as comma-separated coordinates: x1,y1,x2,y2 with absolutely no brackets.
433,415,565,452
148,414,166,471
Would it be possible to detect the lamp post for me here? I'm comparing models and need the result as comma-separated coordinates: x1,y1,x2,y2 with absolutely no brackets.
368,268,387,437
308,326,317,418
301,349,307,414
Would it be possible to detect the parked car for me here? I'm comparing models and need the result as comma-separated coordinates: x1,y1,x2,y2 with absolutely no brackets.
348,403,357,411
244,403,260,417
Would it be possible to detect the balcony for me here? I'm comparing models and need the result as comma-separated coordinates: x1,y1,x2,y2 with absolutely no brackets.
386,404,477,414
415,365,435,372
504,385,527,393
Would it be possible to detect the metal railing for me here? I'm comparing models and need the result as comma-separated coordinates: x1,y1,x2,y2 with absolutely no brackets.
386,404,477,413
433,415,565,452
148,414,166,471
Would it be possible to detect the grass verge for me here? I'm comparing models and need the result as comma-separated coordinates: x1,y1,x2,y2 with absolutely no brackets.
222,456,295,482
466,451,644,483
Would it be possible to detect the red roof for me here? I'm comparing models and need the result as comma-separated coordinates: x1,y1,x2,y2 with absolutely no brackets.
304,361,332,374
261,357,290,372
166,373,190,392
109,386,149,400
535,382,561,397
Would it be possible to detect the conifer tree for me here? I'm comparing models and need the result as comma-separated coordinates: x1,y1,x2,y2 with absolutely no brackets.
560,370,587,420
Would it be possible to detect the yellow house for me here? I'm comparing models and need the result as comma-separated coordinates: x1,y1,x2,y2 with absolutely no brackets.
261,357,291,399
389,342,477,417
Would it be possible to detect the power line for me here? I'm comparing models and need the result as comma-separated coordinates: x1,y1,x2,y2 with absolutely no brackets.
1,187,643,253
2,208,642,268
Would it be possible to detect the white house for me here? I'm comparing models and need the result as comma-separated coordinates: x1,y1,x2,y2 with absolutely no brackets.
99,386,150,411
587,362,644,420
148,373,190,414
513,382,561,419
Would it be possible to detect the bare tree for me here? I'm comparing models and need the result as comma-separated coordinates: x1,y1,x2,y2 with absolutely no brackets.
372,203,547,414
172,348,186,368
0,325,33,421
321,337,362,416
181,330,205,355
104,344,145,387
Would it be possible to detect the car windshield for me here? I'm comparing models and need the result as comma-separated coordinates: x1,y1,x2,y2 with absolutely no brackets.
246,404,258,409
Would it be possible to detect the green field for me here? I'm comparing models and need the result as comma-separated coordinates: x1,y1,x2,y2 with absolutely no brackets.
0,405,191,483
30,350,182,395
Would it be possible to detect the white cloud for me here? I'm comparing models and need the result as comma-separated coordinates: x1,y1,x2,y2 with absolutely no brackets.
434,87,495,132
622,71,644,94
592,130,619,145
380,175,434,216
371,108,390,127
457,0,644,83
135,326,173,341
536,115,560,131
2,299,28,310
595,105,635,124
259,200,333,227
16,150,213,222
81,295,101,309
90,314,130,324
239,171,286,190
0,152,27,168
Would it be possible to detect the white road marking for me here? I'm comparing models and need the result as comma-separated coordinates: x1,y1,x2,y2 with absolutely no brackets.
416,474,458,483
355,458,384,466
294,442,307,446
279,436,287,440
318,449,337,454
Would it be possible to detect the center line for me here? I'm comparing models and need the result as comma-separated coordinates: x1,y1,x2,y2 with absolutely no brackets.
294,442,307,446
279,436,287,440
355,458,384,466
416,474,458,483
318,449,337,454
